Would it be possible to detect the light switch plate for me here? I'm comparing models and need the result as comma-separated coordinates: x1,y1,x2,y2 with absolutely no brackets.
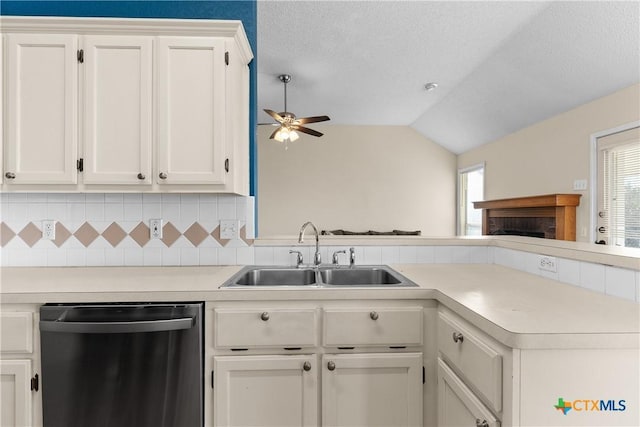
220,220,239,239
573,179,587,191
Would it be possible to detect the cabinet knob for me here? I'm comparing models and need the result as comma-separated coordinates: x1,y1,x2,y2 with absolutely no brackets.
327,361,336,371
475,419,489,427
159,172,168,180
303,361,312,371
260,312,270,321
137,173,146,180
5,172,15,179
369,311,379,321
452,332,464,343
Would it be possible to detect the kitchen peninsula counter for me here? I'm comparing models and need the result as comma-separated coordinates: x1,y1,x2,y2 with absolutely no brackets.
2,263,638,350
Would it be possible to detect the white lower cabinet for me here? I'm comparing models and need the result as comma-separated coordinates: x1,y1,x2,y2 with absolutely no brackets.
211,302,425,427
1,360,33,427
0,306,41,427
437,358,499,427
436,306,509,427
322,353,423,427
213,355,318,427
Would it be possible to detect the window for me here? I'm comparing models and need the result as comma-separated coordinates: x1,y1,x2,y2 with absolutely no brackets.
458,164,484,236
595,126,640,247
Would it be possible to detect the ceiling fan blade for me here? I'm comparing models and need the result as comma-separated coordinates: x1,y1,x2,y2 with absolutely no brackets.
264,109,285,123
295,115,330,125
292,125,323,137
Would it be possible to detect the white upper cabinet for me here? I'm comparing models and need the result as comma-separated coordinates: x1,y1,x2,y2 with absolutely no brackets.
82,35,152,185
1,17,253,194
157,37,227,185
5,33,78,184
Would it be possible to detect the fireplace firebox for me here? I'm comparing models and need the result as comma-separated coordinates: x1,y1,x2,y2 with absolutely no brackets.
473,194,581,241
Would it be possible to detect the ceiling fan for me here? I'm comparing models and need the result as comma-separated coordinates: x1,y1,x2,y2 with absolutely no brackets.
264,74,330,144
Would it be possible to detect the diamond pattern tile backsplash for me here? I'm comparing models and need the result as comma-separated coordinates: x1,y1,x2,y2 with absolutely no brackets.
0,193,255,266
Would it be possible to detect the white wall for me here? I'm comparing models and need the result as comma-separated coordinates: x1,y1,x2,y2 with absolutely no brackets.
258,125,457,237
458,83,640,242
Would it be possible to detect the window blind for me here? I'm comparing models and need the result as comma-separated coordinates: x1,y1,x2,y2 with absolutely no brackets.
598,128,640,248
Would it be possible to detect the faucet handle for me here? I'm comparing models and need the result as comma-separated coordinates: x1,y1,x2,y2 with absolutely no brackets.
289,250,304,267
349,247,356,267
332,250,347,265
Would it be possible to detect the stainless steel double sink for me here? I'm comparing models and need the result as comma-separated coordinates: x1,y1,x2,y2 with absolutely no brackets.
221,265,418,288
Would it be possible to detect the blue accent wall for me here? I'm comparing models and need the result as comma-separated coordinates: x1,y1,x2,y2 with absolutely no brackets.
1,0,258,197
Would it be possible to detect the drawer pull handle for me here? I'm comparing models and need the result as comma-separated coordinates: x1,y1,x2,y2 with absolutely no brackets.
476,419,489,427
260,312,270,321
137,173,146,180
5,172,16,179
159,172,168,180
327,361,336,371
369,311,379,320
452,332,464,343
303,361,312,371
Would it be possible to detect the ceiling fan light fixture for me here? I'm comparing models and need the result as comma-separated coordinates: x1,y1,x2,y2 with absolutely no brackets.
273,127,299,144
264,73,330,146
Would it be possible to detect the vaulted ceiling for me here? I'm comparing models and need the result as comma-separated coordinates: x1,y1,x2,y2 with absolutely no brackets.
257,1,640,154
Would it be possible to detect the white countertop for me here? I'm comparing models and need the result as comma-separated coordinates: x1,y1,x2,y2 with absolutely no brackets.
1,264,638,349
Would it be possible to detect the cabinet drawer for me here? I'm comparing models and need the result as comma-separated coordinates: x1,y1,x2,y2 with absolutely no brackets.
323,307,423,347
438,311,502,412
437,358,500,427
214,309,317,349
0,312,33,354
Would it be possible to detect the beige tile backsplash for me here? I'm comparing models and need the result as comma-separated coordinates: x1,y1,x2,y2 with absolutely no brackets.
1,193,255,267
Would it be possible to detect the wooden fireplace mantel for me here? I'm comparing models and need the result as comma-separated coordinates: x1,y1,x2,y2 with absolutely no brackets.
473,194,582,241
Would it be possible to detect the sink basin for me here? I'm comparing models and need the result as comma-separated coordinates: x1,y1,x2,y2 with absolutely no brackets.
320,267,402,286
228,268,317,286
221,265,418,288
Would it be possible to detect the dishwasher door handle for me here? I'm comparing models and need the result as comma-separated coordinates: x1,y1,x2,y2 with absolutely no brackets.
39,317,195,334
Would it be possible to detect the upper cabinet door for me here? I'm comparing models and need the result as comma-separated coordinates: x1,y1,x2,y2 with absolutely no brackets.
82,36,152,184
156,37,227,185
5,34,78,184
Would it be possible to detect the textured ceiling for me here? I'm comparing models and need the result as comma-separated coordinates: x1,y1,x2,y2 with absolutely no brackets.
257,1,640,154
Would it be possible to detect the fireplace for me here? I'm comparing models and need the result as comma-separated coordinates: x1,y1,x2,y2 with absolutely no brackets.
473,194,581,241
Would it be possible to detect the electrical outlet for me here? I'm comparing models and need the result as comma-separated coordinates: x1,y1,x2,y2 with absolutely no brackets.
538,255,557,273
149,219,163,239
42,220,56,240
220,220,239,239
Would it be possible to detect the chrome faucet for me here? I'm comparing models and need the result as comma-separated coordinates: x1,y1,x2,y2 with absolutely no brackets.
298,222,321,265
349,247,356,268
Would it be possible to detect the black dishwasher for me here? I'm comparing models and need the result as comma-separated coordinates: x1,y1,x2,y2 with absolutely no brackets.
39,302,203,427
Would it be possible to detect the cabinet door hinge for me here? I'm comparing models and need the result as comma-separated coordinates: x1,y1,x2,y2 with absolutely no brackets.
77,158,84,172
30,373,39,392
211,370,214,389
225,51,229,66
77,49,84,63
422,366,425,384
